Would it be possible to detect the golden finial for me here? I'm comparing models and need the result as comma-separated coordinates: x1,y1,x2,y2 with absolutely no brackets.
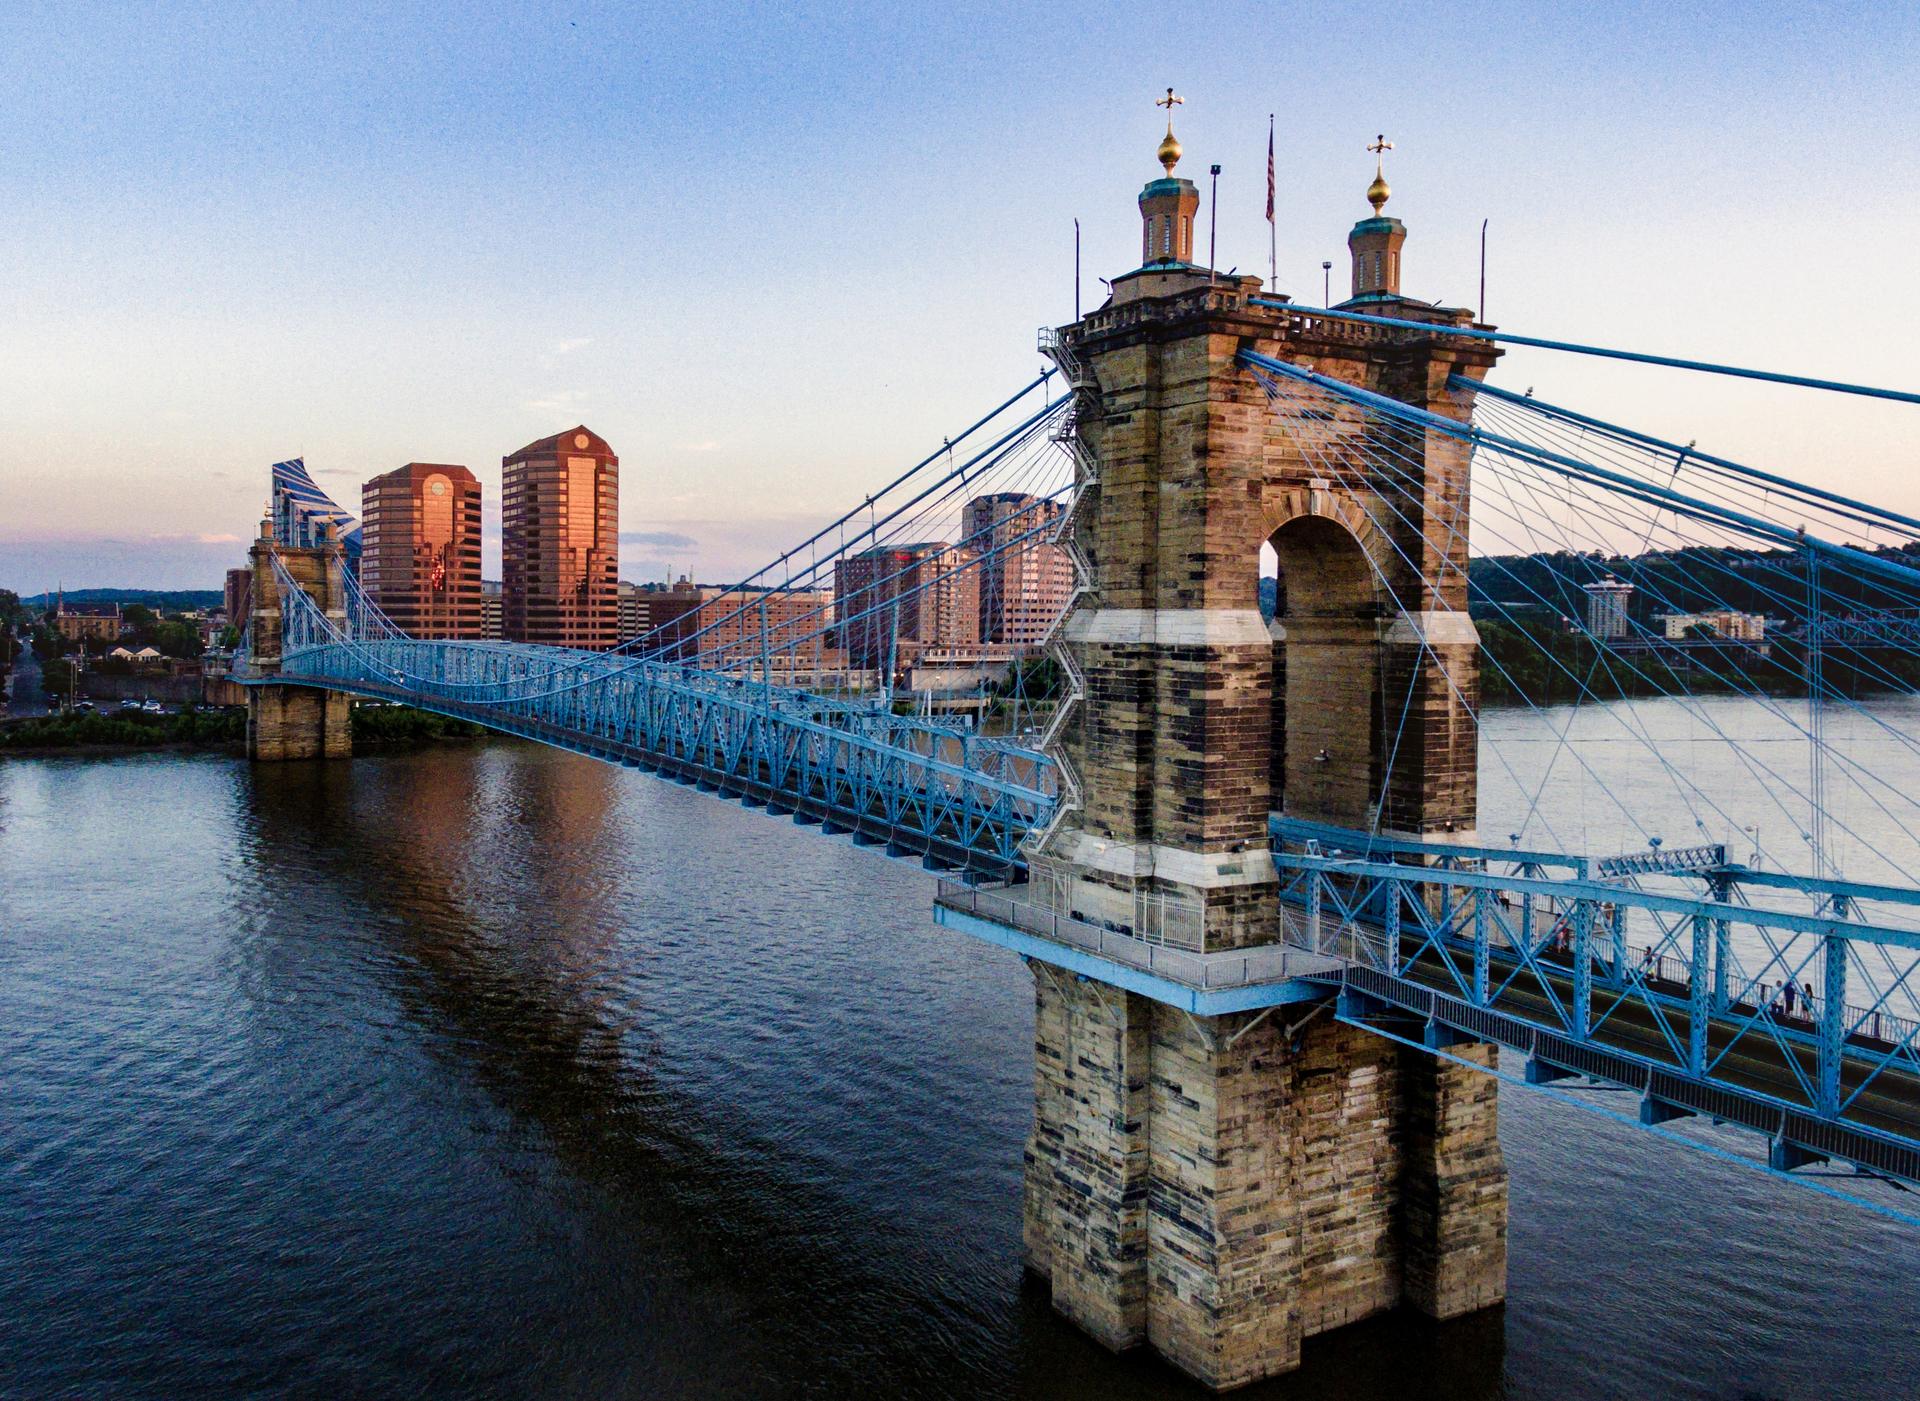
1156,88,1184,176
1366,133,1393,215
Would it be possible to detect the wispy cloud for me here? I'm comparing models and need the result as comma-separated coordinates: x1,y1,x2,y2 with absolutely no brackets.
524,389,588,414
550,337,593,356
619,530,697,550
680,440,721,453
196,532,242,544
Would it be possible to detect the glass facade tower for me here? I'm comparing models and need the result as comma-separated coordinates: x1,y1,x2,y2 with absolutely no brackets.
502,427,620,648
360,462,485,639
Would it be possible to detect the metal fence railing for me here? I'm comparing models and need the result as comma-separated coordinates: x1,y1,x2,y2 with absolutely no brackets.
934,880,1330,991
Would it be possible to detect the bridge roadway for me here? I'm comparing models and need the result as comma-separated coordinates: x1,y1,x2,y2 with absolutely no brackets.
248,585,1920,1185
938,871,1920,1182
249,655,1051,877
1325,920,1920,1183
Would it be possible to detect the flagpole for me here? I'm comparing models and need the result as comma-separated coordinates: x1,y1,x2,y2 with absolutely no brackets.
1074,217,1081,320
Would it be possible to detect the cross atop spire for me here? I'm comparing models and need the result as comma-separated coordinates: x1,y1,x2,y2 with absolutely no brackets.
1366,133,1394,215
1155,89,1185,176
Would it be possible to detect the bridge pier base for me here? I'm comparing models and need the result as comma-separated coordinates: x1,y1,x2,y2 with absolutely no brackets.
247,685,351,761
1024,968,1506,1391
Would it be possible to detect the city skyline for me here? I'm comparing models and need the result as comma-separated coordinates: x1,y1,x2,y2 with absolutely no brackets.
3,3,1917,593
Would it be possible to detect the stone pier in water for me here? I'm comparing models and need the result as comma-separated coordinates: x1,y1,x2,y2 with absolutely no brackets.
244,520,352,762
1008,119,1508,1389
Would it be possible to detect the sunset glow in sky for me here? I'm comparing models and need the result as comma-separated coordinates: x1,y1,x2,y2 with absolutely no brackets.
2,1,1916,591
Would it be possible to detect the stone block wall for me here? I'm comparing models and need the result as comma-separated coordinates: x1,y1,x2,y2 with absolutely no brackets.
1038,278,1497,964
246,532,354,762
1023,965,1508,1390
1025,967,1152,1349
1400,1043,1509,1318
1022,271,1510,1387
247,684,351,760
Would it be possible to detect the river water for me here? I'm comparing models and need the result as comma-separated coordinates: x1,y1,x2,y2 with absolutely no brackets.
2,705,1918,1398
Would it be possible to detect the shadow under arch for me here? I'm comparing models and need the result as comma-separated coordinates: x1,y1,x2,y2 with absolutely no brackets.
1266,507,1386,830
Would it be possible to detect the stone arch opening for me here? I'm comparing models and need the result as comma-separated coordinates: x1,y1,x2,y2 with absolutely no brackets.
1263,511,1382,829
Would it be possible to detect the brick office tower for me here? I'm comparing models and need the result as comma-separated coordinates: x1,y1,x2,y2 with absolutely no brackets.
360,464,484,639
502,427,620,648
223,567,253,632
1019,118,1508,1389
961,493,1073,647
833,543,980,672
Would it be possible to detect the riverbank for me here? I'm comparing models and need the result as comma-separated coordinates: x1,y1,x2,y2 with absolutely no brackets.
0,704,493,757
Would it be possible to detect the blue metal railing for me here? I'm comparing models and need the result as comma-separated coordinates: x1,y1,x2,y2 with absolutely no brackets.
1270,817,1920,1183
237,559,1056,875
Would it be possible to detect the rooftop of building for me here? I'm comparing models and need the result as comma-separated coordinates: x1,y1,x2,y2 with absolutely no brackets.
1137,176,1197,199
366,461,478,485
851,541,953,560
504,425,616,463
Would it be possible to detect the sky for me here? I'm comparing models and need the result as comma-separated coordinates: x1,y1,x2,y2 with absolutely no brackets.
1,0,1916,592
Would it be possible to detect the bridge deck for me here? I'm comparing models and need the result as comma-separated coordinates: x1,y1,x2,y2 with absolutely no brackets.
932,879,1920,1183
1342,934,1920,1182
1408,947,1920,1145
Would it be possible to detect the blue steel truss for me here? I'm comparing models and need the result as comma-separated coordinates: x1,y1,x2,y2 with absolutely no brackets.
1272,817,1920,1185
228,337,1920,1206
238,556,1056,876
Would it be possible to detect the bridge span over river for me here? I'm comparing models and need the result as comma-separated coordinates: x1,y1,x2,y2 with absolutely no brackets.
234,125,1920,1389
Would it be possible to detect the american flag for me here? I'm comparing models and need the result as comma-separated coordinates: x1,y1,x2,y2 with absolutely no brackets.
1265,117,1275,224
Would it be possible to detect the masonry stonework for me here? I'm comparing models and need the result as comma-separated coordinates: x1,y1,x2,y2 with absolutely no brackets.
1024,974,1509,1390
1019,153,1508,1387
246,524,354,762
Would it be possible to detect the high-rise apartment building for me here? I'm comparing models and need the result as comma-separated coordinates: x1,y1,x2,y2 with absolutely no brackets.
223,567,253,630
502,426,619,648
645,585,833,664
617,580,647,642
360,463,484,638
480,579,503,639
833,543,980,669
271,456,362,576
960,492,1073,647
1583,578,1635,641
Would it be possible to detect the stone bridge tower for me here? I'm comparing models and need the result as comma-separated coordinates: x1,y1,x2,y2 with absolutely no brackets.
1018,123,1507,1388
245,516,352,761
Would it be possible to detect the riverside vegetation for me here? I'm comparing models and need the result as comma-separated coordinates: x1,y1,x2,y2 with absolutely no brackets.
0,704,489,754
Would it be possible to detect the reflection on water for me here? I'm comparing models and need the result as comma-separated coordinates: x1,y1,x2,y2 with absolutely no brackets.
2,738,1918,1398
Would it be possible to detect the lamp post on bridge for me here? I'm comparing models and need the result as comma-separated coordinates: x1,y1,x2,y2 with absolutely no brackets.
1208,163,1221,276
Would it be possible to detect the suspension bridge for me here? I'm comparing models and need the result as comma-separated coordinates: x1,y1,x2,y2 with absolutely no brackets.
231,126,1920,1389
